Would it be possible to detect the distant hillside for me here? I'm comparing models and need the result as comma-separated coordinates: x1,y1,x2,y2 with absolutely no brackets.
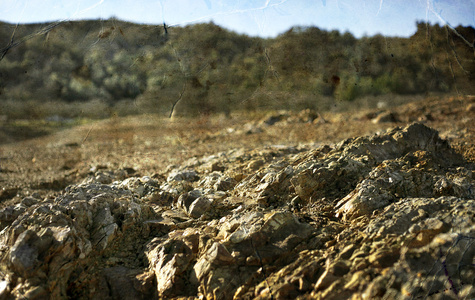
0,19,474,116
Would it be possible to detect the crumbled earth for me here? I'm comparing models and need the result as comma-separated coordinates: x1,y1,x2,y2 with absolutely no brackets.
0,95,474,299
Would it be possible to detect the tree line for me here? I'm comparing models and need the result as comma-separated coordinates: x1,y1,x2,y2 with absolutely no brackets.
0,19,474,117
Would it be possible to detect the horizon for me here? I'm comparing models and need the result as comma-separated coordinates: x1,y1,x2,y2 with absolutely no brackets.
1,0,474,39
3,16,471,39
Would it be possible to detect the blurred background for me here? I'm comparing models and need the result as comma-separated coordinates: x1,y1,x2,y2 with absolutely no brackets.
0,0,474,120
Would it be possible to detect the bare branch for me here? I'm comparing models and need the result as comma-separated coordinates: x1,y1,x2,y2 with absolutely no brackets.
1,22,62,62
169,82,187,118
429,6,474,50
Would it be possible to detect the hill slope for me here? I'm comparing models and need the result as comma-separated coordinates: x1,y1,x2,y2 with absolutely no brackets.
1,19,474,117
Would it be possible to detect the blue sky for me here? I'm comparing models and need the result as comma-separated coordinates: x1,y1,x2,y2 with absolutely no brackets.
1,0,474,38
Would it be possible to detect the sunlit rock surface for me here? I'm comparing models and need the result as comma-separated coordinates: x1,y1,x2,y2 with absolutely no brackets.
0,123,473,299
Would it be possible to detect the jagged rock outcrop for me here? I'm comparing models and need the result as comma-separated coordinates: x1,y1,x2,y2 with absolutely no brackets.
0,123,473,299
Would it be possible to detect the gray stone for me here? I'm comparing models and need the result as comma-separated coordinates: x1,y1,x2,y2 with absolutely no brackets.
187,196,211,218
167,169,199,182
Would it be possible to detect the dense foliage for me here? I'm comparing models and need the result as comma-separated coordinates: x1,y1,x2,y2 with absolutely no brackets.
0,19,474,117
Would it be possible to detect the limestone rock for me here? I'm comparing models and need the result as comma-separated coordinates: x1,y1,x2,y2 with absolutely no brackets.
187,196,212,218
0,122,473,299
146,229,201,297
167,169,199,182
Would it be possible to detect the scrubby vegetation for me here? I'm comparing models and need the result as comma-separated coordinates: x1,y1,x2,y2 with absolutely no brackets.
0,19,474,119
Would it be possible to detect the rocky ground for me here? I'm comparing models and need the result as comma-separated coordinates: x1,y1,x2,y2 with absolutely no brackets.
0,95,474,299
